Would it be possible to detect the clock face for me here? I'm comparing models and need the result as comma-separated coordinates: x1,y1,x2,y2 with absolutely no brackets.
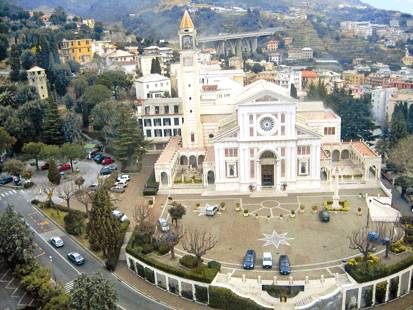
260,116,275,132
182,35,193,50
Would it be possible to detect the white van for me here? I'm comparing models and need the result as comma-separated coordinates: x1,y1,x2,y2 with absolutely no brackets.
205,204,219,216
158,218,170,232
262,252,273,269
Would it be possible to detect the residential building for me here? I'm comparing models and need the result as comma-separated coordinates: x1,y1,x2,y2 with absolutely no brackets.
60,39,93,64
342,70,367,86
229,57,243,70
135,74,171,100
92,40,116,57
284,37,293,48
301,70,320,89
82,18,95,28
105,49,137,76
27,66,48,100
402,48,413,66
370,87,397,126
287,48,313,60
268,52,284,65
266,40,279,51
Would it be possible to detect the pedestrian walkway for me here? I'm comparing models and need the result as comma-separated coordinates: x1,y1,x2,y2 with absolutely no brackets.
64,280,74,293
115,263,206,310
376,293,413,309
0,189,17,200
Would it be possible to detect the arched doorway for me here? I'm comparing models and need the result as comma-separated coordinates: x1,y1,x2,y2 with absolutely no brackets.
260,151,277,187
341,149,350,160
332,150,340,162
189,155,197,168
207,171,215,184
180,155,188,165
198,155,205,165
161,172,169,186
320,168,328,180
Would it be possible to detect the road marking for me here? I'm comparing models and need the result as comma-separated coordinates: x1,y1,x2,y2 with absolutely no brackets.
5,277,15,289
0,269,10,281
17,292,27,305
64,280,75,293
1,193,5,198
11,285,22,297
12,190,16,193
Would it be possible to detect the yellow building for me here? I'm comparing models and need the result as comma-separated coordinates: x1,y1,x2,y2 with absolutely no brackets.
60,39,93,64
342,70,366,86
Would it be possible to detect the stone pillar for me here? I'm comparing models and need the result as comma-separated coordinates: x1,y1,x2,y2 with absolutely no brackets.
251,37,258,53
236,39,242,57
276,159,281,190
372,283,376,306
408,269,412,292
218,41,225,56
385,279,390,302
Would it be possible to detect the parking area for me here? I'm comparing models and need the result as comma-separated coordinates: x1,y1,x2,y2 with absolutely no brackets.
0,261,35,309
164,188,386,279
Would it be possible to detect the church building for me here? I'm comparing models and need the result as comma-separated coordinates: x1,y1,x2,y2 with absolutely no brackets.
154,11,381,194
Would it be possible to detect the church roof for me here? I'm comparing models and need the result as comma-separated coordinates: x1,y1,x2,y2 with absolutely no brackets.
27,66,45,72
180,10,194,30
235,79,293,105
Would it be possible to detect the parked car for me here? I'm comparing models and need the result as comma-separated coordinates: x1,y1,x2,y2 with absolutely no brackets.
319,210,330,222
101,157,114,165
110,186,126,193
114,179,128,187
40,163,49,171
112,210,128,222
107,163,118,171
205,204,219,216
262,252,273,269
67,252,85,265
158,218,170,232
116,174,130,183
93,154,104,163
100,167,113,176
88,149,101,160
59,163,71,172
0,176,13,185
243,249,256,270
50,236,64,248
87,184,98,191
279,255,291,275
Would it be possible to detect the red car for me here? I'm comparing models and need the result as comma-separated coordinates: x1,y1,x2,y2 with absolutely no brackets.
40,163,49,171
101,157,114,165
59,163,71,171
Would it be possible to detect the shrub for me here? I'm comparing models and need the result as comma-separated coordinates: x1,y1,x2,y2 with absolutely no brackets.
220,202,225,208
105,220,129,271
144,268,155,283
157,243,170,255
209,286,271,310
64,212,84,235
136,262,145,278
182,289,193,300
390,240,407,254
375,281,387,304
312,205,318,212
244,209,249,214
180,255,198,268
142,243,154,255
195,285,208,303
389,277,399,300
143,170,159,196
299,204,304,210
208,260,221,272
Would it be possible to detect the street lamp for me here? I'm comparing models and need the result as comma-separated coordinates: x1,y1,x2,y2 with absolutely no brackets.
49,255,56,282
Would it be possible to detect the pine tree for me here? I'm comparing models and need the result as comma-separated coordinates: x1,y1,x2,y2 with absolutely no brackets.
89,187,120,257
290,83,298,99
42,101,64,145
111,110,147,170
390,113,408,146
48,159,61,185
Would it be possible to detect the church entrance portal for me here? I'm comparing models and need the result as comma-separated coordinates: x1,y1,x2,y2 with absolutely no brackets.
261,165,274,186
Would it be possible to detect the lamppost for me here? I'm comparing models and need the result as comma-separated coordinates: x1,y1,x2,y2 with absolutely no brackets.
49,255,56,282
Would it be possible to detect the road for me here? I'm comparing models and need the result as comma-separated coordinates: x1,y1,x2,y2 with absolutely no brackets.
0,187,171,310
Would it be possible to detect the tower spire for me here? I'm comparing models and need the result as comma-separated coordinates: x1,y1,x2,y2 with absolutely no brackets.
180,10,194,30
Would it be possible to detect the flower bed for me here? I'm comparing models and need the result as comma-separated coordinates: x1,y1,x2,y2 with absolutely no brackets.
324,200,350,212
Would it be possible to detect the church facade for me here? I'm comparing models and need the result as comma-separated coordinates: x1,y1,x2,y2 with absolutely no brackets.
154,11,381,194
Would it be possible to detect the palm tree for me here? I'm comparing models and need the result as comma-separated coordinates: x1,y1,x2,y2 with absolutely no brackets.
168,202,186,227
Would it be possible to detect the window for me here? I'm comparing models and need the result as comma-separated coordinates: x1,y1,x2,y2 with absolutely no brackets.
224,148,238,157
324,127,336,135
154,129,162,137
164,129,172,137
281,114,286,123
250,148,255,157
249,114,254,124
147,93,151,99
164,106,169,114
250,160,255,178
209,133,214,139
297,146,311,156
249,127,254,137
147,85,149,89
190,133,195,143
281,159,285,177
146,129,152,137
298,160,309,176
154,118,161,126
174,105,179,113
155,106,160,114
144,106,150,115
174,118,180,125
173,129,181,136
281,126,285,136
281,148,285,157
144,119,152,127
163,118,171,126
226,162,237,178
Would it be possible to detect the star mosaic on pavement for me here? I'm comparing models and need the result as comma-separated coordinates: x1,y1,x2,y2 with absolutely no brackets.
258,230,294,249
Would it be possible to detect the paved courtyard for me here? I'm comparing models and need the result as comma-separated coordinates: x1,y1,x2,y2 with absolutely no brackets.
162,188,386,279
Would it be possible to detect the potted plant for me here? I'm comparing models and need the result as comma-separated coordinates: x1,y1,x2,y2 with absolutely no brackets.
220,202,226,211
290,210,296,218
299,204,305,213
279,214,283,220
255,213,259,218
267,215,271,219
312,205,318,214
235,202,241,212
196,203,200,208
243,209,249,217
357,207,362,216
148,199,153,205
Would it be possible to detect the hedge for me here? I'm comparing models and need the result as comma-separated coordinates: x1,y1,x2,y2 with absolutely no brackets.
208,260,221,272
38,201,87,218
345,255,413,283
126,245,218,283
179,255,198,268
209,286,271,310
64,212,84,235
195,285,208,303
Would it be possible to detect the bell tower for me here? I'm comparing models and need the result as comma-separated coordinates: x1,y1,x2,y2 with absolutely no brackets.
178,10,204,148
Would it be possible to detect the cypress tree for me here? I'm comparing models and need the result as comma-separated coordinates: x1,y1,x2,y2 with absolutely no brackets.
290,83,298,99
150,57,161,74
42,101,64,145
9,44,21,81
48,159,61,185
